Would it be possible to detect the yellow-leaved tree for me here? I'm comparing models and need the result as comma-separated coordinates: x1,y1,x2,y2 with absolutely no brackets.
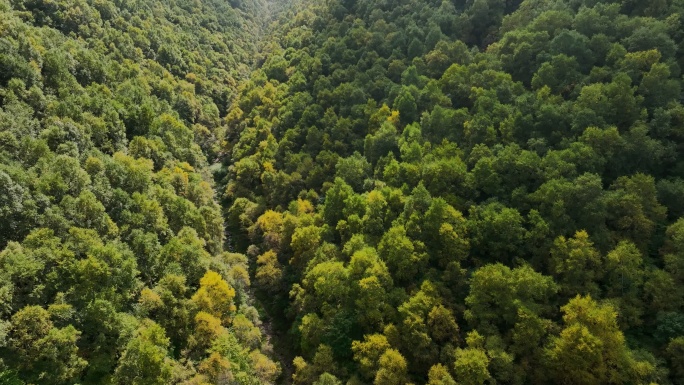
191,270,236,325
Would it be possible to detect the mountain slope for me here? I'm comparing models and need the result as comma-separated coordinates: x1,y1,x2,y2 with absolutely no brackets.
0,0,281,383
222,0,684,384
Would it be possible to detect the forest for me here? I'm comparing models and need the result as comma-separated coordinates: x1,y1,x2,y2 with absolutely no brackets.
2,0,684,384
0,0,280,383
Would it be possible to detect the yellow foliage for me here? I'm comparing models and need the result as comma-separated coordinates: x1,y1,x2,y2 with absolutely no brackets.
374,349,408,385
191,271,236,324
198,351,232,384
229,265,251,288
369,104,392,133
232,314,262,349
170,166,190,196
263,161,275,173
292,356,313,385
388,110,400,126
256,250,283,289
296,199,314,214
257,210,284,234
139,287,163,313
352,334,390,379
255,210,286,250
250,350,280,383
191,311,226,353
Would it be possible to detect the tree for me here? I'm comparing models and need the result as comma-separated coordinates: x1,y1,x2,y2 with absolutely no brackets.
158,227,211,284
396,281,444,373
314,372,343,385
290,225,323,269
142,274,193,351
394,87,419,124
427,364,457,385
453,331,491,385
465,264,557,336
374,349,409,385
605,173,667,250
550,231,603,298
531,54,581,94
530,174,608,244
197,351,232,384
572,74,642,132
352,334,391,380
603,241,645,328
302,261,349,310
421,197,470,267
36,155,91,202
467,202,526,266
256,250,283,290
190,312,226,356
377,225,427,282
250,349,281,383
666,337,684,384
336,152,372,192
113,320,174,385
191,270,236,324
355,275,390,330
428,305,459,344
7,306,86,385
509,307,552,383
0,242,44,311
643,268,682,314
322,178,354,228
232,314,262,349
364,122,399,166
545,296,654,385
0,171,35,246
663,218,684,283
363,190,390,238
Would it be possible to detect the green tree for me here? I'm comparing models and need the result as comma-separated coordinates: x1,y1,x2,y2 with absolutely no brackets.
374,349,409,385
603,241,645,328
113,320,174,385
394,87,419,124
550,231,603,298
377,225,427,282
465,264,558,336
7,306,86,385
545,296,654,385
453,331,491,385
666,337,684,384
352,334,391,380
467,203,526,266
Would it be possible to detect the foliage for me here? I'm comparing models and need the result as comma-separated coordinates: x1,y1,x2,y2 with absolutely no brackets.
220,0,684,383
0,0,279,383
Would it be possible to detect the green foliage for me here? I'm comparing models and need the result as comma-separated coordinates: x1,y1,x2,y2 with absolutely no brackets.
545,296,655,385
218,0,684,379
6,306,86,385
0,0,278,383
219,0,684,382
5,0,684,382
112,320,173,385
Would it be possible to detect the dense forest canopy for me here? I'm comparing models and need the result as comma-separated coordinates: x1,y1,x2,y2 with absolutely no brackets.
3,0,684,384
0,0,280,384
221,0,684,384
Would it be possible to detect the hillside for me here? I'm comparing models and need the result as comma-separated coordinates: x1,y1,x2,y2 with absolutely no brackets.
3,0,684,384
0,0,280,384
221,0,684,384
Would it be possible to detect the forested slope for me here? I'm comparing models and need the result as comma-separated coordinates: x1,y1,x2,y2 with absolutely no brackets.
0,0,281,384
222,0,684,384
